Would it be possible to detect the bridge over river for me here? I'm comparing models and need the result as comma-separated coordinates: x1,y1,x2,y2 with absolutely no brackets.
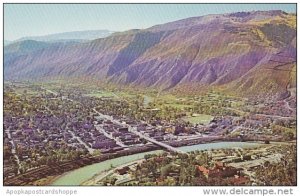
128,127,186,154
92,109,186,154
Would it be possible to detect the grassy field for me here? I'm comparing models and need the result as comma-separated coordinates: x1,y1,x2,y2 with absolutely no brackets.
182,114,213,125
85,91,117,98
230,100,244,107
14,87,39,96
157,93,194,109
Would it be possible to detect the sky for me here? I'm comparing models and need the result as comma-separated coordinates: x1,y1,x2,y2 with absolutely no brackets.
4,3,296,41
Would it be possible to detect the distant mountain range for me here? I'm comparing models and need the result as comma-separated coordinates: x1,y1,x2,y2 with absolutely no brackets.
4,40,13,46
5,40,52,54
4,10,296,97
5,30,114,45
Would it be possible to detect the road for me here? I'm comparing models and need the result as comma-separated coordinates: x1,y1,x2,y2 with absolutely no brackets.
283,88,296,112
223,102,295,120
40,87,58,96
5,129,21,174
39,94,95,154
94,125,128,148
283,99,294,112
68,130,95,154
44,106,54,115
231,126,254,134
255,113,294,120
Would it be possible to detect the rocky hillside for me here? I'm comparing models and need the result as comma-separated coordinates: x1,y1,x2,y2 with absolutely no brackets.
4,10,296,96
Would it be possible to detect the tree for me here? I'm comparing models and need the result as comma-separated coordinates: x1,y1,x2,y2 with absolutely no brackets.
160,164,171,178
92,149,101,157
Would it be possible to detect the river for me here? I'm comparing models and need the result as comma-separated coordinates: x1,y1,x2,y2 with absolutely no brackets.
51,142,261,185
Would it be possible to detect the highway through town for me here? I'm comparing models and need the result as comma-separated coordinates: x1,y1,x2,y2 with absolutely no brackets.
42,87,186,154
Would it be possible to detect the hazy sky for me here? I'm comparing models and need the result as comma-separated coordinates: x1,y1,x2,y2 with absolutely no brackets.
4,4,296,41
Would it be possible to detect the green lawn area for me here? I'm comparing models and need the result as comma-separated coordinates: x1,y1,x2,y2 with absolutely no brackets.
158,94,194,109
230,100,244,107
85,91,116,98
115,91,136,98
182,114,213,125
15,87,39,95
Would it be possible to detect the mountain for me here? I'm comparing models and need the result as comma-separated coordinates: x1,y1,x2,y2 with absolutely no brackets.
15,30,114,43
4,40,79,69
4,40,51,55
4,10,296,96
4,40,13,46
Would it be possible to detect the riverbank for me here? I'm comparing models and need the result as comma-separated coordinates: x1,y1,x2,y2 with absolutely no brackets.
4,138,273,186
32,175,62,186
52,141,264,185
82,141,288,186
4,144,160,186
51,150,163,185
81,159,145,185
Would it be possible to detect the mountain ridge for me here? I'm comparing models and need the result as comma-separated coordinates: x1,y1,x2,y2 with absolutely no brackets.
4,10,296,97
5,29,114,45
